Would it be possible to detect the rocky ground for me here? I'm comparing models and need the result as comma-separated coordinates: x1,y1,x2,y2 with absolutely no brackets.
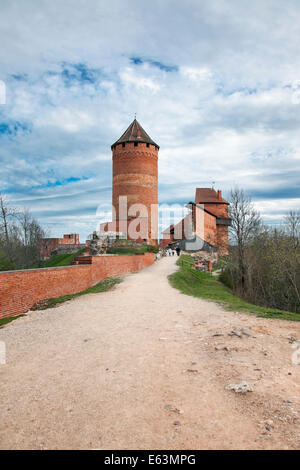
0,256,299,449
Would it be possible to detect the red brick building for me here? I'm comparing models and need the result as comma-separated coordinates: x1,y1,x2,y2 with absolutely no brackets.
100,119,159,244
161,188,231,255
39,233,82,259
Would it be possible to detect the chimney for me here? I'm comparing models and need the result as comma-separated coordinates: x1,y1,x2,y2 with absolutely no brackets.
217,190,222,200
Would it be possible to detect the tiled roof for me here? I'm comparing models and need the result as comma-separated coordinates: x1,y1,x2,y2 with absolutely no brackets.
111,119,159,148
195,188,229,205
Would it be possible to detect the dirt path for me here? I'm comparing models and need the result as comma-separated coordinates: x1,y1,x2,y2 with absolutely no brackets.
0,256,300,450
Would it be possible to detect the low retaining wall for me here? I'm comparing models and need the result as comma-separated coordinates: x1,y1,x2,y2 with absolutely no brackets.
0,253,154,319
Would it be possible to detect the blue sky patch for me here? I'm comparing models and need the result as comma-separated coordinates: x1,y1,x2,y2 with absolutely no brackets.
60,62,100,86
0,121,31,136
130,57,178,72
41,176,89,189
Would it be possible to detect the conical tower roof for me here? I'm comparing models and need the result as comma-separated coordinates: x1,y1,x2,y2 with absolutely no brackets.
111,119,159,149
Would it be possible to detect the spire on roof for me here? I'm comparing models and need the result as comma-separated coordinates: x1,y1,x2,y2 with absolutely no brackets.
111,119,159,149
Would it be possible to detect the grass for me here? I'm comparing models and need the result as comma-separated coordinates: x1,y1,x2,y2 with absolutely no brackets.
1,244,157,271
0,315,24,327
212,256,227,272
0,248,87,271
107,246,148,255
42,248,86,267
107,245,158,255
168,254,300,322
32,276,123,310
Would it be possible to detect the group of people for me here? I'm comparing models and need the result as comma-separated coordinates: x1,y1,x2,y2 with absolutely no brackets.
167,246,181,257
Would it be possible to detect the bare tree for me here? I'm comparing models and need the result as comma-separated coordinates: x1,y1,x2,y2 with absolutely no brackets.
220,192,300,313
285,210,300,249
229,188,261,289
0,193,46,270
16,209,46,268
0,193,17,263
281,211,300,306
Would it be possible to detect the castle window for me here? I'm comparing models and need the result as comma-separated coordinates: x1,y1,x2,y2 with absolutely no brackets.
134,142,138,147
122,143,125,148
146,143,150,148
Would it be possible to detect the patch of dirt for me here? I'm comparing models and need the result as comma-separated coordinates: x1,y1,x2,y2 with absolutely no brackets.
0,257,299,449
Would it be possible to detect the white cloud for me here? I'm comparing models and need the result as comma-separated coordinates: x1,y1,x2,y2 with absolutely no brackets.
180,66,212,81
35,108,96,132
120,67,161,93
0,0,300,239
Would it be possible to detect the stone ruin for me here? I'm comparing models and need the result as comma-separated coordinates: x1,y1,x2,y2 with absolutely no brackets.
86,231,126,255
190,250,218,272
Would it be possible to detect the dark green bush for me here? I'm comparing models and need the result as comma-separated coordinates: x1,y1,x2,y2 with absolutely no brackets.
147,245,159,253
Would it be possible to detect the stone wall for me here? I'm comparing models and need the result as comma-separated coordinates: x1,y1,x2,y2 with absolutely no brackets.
190,251,219,265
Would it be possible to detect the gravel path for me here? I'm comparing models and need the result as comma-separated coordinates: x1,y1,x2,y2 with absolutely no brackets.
0,256,300,449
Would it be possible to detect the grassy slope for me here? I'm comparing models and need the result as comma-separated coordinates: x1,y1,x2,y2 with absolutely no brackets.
107,246,150,255
1,245,157,270
45,245,156,260
0,248,87,271
42,248,86,267
0,315,24,327
169,254,300,322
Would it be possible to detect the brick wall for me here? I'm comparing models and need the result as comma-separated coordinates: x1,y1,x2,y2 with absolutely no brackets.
203,202,228,218
40,233,81,258
0,253,154,319
202,210,217,246
112,142,158,243
161,208,218,249
216,225,229,255
63,234,80,244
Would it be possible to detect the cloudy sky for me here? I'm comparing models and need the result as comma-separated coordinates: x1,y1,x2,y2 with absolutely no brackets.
1,0,300,240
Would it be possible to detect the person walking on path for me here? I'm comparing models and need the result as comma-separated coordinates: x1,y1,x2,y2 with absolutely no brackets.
176,246,181,257
168,247,172,256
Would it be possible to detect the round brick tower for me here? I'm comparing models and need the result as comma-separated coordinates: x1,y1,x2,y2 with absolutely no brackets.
111,119,159,244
